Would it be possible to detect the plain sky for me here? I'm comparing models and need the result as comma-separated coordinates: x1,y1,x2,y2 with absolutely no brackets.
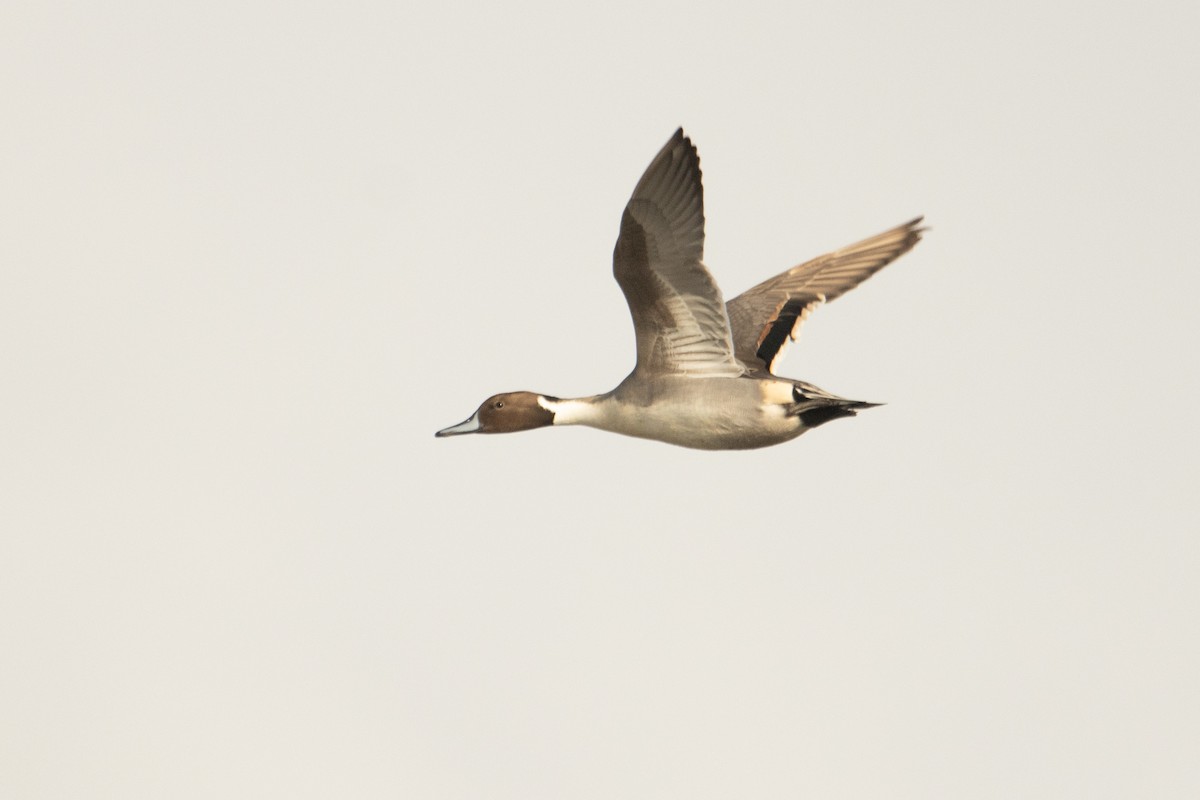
3,1,1199,798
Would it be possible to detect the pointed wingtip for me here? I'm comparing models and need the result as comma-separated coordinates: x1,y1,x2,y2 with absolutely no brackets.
670,127,693,151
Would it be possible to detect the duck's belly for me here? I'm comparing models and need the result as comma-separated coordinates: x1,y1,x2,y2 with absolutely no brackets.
598,379,804,450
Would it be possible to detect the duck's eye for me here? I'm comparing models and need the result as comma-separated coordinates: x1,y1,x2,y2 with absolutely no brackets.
494,400,504,409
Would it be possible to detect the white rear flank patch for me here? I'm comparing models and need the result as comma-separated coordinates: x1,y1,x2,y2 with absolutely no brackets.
760,380,797,406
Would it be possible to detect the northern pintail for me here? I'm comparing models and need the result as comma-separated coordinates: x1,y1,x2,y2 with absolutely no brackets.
436,129,924,450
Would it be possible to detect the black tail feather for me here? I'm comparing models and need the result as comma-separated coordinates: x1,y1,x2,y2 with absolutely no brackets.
797,401,880,429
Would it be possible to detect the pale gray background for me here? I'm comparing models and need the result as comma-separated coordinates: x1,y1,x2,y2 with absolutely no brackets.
3,1,1198,798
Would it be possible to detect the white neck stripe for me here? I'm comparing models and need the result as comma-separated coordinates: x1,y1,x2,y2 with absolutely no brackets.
538,395,600,426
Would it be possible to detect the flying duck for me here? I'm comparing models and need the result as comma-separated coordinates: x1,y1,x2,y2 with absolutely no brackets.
436,129,924,450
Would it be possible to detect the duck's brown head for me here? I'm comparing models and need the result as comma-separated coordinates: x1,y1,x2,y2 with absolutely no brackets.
435,392,556,438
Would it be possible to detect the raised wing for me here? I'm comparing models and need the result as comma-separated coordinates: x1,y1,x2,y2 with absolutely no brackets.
612,129,743,378
726,217,925,373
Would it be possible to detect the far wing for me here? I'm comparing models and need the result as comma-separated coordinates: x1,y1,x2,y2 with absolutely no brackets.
726,217,925,373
